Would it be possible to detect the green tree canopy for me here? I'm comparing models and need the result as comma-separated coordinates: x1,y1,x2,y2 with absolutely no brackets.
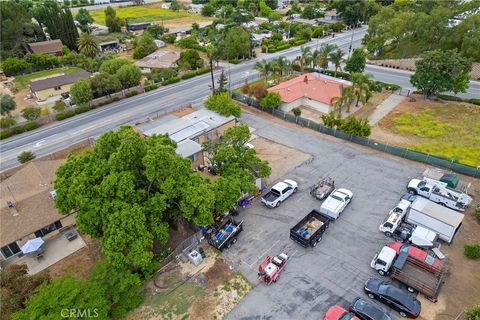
345,48,367,73
70,79,93,105
105,6,122,33
0,264,50,320
0,94,16,115
75,8,93,33
12,276,109,320
99,58,131,75
410,49,472,98
78,34,99,58
221,26,251,60
90,73,122,98
54,128,218,271
133,33,157,60
260,92,282,109
146,24,165,39
116,64,142,89
179,49,204,70
204,92,242,118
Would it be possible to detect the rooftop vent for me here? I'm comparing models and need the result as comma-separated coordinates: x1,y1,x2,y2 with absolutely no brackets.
304,75,308,83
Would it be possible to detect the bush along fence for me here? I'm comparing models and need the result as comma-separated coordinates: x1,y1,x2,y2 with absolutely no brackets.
231,92,480,179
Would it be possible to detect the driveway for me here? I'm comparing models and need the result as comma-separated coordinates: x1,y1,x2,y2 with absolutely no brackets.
223,112,424,320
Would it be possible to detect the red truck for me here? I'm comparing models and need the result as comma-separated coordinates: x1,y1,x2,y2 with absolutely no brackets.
389,241,440,272
258,253,288,285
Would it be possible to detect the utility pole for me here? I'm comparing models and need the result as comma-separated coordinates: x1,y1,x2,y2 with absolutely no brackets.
347,25,355,59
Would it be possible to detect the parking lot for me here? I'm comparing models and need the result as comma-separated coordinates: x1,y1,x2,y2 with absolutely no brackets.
223,112,425,320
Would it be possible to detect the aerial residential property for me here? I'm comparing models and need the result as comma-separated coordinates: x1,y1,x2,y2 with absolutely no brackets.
0,0,479,319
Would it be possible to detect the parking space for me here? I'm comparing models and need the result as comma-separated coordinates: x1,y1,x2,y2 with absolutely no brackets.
224,112,424,320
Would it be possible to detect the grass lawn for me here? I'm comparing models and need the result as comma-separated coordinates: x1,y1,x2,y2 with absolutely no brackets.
15,67,83,89
87,3,195,25
374,97,480,166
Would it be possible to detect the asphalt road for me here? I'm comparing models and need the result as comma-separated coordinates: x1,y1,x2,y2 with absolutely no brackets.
223,112,425,320
1,25,479,169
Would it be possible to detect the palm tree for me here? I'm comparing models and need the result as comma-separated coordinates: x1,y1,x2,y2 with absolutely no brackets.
316,44,338,70
329,49,344,76
270,59,281,78
331,86,356,113
274,56,291,77
296,46,312,73
255,59,272,83
350,72,373,107
77,34,99,58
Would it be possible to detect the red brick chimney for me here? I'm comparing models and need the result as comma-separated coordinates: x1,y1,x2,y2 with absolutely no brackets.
304,75,308,84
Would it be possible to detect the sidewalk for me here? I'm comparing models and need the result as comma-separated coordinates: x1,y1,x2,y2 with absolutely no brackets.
368,93,405,126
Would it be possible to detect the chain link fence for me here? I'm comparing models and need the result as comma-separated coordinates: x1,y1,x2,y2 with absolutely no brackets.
232,92,480,179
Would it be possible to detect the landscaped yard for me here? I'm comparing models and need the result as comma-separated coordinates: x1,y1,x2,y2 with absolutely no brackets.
88,3,196,25
15,67,83,89
371,96,480,166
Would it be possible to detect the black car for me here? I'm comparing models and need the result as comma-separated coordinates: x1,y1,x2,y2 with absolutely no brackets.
349,297,392,320
364,277,421,318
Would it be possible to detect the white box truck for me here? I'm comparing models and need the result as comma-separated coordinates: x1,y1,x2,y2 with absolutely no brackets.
406,197,464,244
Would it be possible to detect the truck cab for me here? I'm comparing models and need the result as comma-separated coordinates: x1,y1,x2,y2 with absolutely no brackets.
379,199,411,236
371,246,397,276
407,179,432,197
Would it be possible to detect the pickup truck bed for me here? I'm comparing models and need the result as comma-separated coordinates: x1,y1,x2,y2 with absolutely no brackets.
290,210,330,247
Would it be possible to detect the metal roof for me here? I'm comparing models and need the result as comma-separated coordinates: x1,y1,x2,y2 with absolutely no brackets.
410,197,464,228
176,139,203,157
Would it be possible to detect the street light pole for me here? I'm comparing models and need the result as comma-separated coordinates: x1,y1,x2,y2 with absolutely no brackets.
347,25,355,59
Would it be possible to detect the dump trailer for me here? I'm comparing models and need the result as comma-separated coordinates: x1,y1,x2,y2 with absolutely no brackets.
204,218,243,251
390,251,445,302
406,197,464,244
290,209,330,247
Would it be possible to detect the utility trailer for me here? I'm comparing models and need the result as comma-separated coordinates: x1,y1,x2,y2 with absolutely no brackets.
290,209,330,247
203,218,243,251
309,177,335,200
390,251,445,302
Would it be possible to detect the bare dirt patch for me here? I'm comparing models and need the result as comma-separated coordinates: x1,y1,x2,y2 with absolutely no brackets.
204,259,234,290
251,136,311,183
46,235,103,280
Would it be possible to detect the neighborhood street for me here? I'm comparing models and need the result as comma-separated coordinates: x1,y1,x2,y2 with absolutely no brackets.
1,26,479,170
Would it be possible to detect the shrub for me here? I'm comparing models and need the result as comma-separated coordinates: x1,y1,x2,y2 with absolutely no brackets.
195,68,210,75
144,84,158,92
21,107,41,121
319,69,351,80
125,91,138,97
181,71,196,80
0,117,16,129
162,77,181,86
17,151,36,164
260,92,282,109
464,244,480,259
468,98,480,106
65,110,76,118
75,105,91,114
292,107,301,117
476,209,480,222
321,111,343,128
0,130,10,140
22,122,39,131
436,94,463,102
250,83,268,101
161,33,176,44
13,126,26,134
150,68,178,83
466,304,480,320
53,101,67,112
40,107,50,116
56,113,67,121
228,59,240,64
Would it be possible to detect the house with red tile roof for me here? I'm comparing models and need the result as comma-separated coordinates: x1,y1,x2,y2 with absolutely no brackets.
267,73,352,114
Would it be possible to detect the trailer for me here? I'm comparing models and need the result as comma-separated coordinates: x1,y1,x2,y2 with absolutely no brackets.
290,209,330,247
406,197,464,244
371,247,445,302
258,253,288,284
203,218,243,251
309,177,335,200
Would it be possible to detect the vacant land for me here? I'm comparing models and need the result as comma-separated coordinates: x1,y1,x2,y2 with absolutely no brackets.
15,67,83,89
127,248,251,320
88,3,197,25
372,96,480,167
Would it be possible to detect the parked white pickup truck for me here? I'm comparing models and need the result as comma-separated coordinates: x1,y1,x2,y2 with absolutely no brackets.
261,179,298,208
319,188,353,220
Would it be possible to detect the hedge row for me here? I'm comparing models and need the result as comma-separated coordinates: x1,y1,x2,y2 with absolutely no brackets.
262,38,308,54
437,94,480,106
162,77,181,86
0,122,39,140
144,84,158,92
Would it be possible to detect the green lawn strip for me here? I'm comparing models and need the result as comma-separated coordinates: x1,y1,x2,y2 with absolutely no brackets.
391,105,480,166
88,5,193,25
15,67,83,89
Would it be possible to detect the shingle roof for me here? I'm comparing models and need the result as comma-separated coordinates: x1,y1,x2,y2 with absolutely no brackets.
30,71,90,92
0,160,67,247
268,73,352,105
134,51,180,69
27,39,63,54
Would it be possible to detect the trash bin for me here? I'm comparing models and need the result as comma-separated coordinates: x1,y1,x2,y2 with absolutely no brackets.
188,250,203,267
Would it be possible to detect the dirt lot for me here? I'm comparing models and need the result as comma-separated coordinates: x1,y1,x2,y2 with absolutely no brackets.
371,95,480,166
250,136,311,184
46,235,103,280
127,247,252,320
